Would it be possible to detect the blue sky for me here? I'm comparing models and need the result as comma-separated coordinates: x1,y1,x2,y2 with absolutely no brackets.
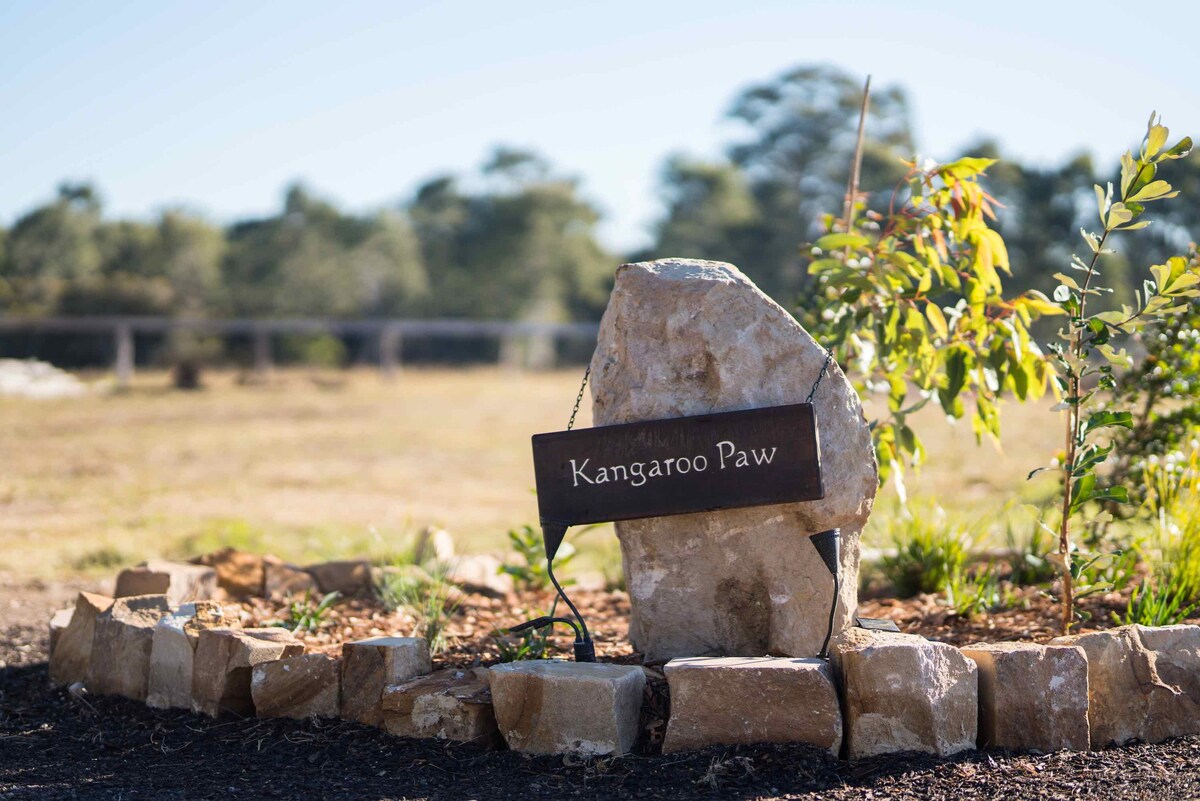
3,1,1198,251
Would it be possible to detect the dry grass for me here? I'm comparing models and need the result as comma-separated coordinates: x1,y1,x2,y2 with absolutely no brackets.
0,367,1061,578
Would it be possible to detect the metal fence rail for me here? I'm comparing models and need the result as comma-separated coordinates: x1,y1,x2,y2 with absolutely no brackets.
0,316,601,386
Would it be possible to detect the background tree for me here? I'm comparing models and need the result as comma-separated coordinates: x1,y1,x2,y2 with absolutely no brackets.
2,183,104,314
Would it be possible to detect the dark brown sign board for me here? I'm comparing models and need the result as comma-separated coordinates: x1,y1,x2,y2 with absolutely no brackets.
531,403,824,558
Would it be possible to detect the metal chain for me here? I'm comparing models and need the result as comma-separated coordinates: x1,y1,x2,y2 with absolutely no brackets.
806,348,835,404
566,364,591,431
567,347,829,428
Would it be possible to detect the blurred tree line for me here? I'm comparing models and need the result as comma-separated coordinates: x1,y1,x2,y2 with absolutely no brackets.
2,64,1197,343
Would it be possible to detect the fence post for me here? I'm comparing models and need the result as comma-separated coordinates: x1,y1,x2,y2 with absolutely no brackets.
253,327,273,377
114,323,135,389
380,324,402,379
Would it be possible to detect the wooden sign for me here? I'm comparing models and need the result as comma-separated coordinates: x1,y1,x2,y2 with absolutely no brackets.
532,403,824,556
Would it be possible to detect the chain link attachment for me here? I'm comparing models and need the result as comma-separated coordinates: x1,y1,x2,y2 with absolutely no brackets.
566,364,591,431
806,348,834,404
567,347,829,429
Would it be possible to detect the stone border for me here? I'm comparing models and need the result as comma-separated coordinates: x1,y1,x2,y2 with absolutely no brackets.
46,553,1200,758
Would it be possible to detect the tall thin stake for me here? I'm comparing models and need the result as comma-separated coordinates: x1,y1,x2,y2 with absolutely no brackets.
841,75,872,238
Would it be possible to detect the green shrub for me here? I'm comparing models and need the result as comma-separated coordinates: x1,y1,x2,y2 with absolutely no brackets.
271,590,340,635
1003,515,1058,587
1118,579,1198,626
501,524,578,592
492,620,554,662
876,503,972,598
943,564,1002,618
374,563,459,654
69,545,132,572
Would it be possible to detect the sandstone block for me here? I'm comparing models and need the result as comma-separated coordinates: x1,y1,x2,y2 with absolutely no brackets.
50,593,113,687
193,548,268,599
382,667,498,745
447,554,513,598
414,527,456,564
590,259,877,661
264,562,318,600
192,627,305,717
662,656,841,754
833,629,977,759
308,560,372,596
86,595,172,701
961,642,1090,752
115,560,218,605
1052,624,1200,746
489,660,645,756
251,654,340,719
146,601,226,710
340,637,432,726
48,608,73,659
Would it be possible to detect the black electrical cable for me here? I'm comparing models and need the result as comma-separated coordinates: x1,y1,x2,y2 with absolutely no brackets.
548,558,590,644
819,572,839,660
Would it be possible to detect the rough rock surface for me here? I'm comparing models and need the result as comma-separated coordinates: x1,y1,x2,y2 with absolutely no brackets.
340,637,432,727
589,259,876,660
263,562,318,600
662,656,842,754
251,654,341,719
832,628,977,759
447,554,514,598
114,561,218,605
49,592,113,687
489,660,645,756
145,601,226,710
85,595,172,701
192,628,305,717
382,667,499,745
48,608,73,663
1052,624,1200,746
413,527,456,564
308,560,372,596
962,642,1090,752
192,549,268,599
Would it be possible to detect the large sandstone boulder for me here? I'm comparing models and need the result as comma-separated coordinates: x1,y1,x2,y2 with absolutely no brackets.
1051,624,1200,746
49,593,112,687
832,628,977,759
662,656,841,754
489,660,645,756
86,595,172,700
589,259,876,660
961,642,1090,752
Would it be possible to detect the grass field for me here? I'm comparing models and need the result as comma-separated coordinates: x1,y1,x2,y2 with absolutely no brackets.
0,367,1062,579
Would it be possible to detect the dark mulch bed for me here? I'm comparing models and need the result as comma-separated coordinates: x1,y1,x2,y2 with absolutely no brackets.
5,620,1200,800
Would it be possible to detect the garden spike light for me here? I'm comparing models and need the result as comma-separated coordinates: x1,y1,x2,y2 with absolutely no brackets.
508,521,596,662
809,528,840,660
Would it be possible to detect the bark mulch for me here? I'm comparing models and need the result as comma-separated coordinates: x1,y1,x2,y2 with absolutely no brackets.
5,608,1200,799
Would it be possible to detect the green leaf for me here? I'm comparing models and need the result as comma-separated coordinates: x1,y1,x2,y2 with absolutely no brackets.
925,302,949,339
1146,124,1169,158
1084,410,1133,434
814,233,869,251
1097,344,1133,367
1129,179,1175,202
1106,203,1134,228
1165,136,1193,160
1054,272,1081,291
